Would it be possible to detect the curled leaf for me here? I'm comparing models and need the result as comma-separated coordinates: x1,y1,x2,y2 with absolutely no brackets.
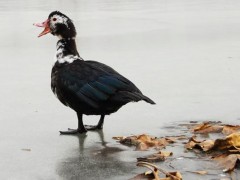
133,162,182,180
166,172,182,180
214,132,240,151
137,151,173,162
213,154,240,172
192,122,223,134
130,162,160,180
199,140,215,152
185,136,214,151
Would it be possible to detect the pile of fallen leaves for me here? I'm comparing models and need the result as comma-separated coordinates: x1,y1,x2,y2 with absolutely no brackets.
191,122,240,135
185,121,240,172
113,134,185,179
113,121,240,179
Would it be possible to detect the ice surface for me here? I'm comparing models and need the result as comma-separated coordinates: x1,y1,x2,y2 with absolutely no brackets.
0,0,240,179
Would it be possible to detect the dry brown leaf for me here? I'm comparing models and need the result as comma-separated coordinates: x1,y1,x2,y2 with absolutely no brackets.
129,172,156,180
114,134,176,151
130,171,182,180
185,140,197,150
164,135,187,142
189,135,202,143
188,170,208,175
185,136,214,151
158,172,182,180
199,140,215,151
213,154,240,172
186,139,214,151
160,151,173,157
119,136,138,145
213,132,240,150
185,136,199,149
166,172,182,180
137,151,173,162
228,145,240,153
133,162,182,180
132,162,160,180
222,125,240,135
112,136,127,141
136,135,169,151
190,121,240,135
137,142,149,151
192,122,223,134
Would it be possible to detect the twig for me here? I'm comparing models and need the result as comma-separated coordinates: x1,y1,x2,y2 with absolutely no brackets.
137,161,181,180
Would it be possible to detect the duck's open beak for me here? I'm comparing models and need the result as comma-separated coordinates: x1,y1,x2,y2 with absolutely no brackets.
33,19,50,37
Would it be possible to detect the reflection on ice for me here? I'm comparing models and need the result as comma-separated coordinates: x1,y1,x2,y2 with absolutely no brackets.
56,131,133,180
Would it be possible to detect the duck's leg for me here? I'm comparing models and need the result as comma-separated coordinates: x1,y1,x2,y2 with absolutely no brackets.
60,113,87,135
85,115,105,130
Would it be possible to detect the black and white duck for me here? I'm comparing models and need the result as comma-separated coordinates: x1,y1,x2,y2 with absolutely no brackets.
34,11,155,134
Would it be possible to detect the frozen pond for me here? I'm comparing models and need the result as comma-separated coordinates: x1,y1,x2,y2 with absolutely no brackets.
1,0,240,179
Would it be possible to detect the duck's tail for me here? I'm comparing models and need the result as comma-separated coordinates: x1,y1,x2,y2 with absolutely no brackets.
139,93,156,104
110,91,156,105
124,92,156,104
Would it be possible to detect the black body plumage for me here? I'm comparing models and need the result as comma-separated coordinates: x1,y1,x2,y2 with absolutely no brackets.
51,47,155,115
38,11,155,134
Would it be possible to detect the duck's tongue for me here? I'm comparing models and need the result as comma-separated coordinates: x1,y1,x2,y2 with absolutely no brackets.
34,19,50,37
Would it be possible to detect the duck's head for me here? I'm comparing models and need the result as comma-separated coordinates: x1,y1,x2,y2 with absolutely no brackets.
34,11,76,39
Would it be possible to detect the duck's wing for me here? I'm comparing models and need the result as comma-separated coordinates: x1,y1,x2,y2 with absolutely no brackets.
55,60,155,109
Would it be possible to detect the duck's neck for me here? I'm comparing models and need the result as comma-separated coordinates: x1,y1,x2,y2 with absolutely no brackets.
55,38,83,64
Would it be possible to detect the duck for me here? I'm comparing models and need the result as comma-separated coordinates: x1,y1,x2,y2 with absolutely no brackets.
34,11,155,134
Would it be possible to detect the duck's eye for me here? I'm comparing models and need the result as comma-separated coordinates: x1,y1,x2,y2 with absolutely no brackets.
53,18,57,21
